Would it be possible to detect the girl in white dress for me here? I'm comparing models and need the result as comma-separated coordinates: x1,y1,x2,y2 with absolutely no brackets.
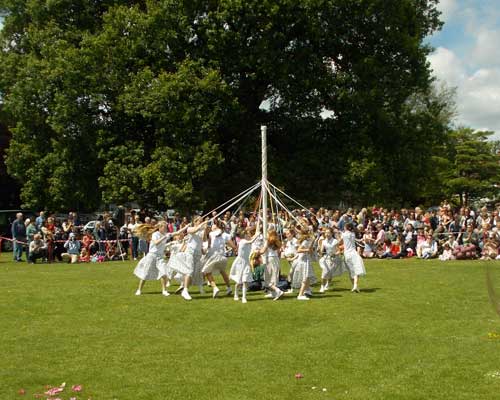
340,223,366,292
229,226,260,303
318,228,345,293
133,221,171,296
292,230,317,300
283,229,298,293
169,217,208,300
202,221,236,298
258,230,285,301
164,232,186,287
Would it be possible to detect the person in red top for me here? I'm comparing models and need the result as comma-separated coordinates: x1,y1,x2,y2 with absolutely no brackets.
42,217,56,262
82,229,95,253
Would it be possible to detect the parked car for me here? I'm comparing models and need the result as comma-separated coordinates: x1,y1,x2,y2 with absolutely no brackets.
0,209,36,251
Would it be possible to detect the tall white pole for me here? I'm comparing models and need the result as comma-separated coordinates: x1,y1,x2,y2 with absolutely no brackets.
261,125,268,240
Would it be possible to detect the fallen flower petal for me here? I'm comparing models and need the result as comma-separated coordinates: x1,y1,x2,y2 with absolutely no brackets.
44,387,64,396
71,385,83,392
17,388,26,395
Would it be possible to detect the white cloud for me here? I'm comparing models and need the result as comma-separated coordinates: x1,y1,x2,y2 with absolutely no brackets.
471,28,500,68
428,47,466,87
437,0,458,22
428,47,500,137
428,1,500,138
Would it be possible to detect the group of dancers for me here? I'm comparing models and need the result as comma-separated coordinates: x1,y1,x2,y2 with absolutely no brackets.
133,216,366,302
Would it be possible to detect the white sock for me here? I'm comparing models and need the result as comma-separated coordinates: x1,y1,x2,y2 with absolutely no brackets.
242,284,247,299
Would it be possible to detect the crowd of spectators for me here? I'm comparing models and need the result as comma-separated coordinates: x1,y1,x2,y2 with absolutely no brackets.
7,201,500,264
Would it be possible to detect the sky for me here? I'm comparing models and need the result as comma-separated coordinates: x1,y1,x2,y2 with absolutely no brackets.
427,0,500,138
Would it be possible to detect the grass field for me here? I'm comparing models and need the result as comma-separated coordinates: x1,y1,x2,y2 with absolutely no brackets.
1,253,500,400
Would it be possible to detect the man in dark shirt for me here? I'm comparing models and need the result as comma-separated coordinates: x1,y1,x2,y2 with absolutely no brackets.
11,212,26,262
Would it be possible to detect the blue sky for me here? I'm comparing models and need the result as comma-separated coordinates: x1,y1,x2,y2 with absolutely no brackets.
427,0,500,137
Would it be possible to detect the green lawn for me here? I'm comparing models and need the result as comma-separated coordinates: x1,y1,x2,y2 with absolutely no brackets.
1,253,500,400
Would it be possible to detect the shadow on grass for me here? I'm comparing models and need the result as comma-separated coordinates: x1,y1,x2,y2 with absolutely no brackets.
332,287,381,293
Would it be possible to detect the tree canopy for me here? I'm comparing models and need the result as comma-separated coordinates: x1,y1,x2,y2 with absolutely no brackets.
0,0,446,211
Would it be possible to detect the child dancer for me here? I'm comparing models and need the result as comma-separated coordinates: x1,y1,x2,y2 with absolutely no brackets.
169,216,208,301
164,232,186,287
318,228,345,292
202,221,236,298
229,225,261,303
292,227,317,300
283,229,298,293
340,223,366,292
258,230,285,301
133,221,171,296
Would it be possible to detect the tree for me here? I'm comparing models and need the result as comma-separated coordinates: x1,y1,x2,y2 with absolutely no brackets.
442,128,500,206
0,0,444,211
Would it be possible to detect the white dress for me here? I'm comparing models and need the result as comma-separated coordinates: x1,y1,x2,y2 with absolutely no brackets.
291,239,317,288
285,237,298,280
229,239,253,284
169,231,204,285
342,231,366,278
264,247,280,287
201,230,229,274
165,240,184,279
133,231,170,280
319,237,346,279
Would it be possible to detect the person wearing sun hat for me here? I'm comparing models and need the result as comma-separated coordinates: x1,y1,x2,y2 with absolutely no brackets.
62,232,81,264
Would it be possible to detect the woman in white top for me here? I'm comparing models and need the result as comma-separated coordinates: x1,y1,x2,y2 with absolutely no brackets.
202,221,236,298
133,221,172,296
340,223,366,292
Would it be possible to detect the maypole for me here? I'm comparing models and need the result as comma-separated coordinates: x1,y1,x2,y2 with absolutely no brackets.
261,125,268,240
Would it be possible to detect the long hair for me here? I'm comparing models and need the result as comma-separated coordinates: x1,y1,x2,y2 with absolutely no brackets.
135,221,167,241
267,230,281,250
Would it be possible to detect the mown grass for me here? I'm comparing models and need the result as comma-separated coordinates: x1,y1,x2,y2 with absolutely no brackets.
1,253,500,399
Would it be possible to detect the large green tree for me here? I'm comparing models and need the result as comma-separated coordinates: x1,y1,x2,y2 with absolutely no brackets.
0,0,444,211
439,128,500,206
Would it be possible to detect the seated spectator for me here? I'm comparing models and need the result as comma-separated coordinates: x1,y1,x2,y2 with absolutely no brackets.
362,226,376,258
385,225,397,243
79,247,90,263
378,238,394,259
439,243,455,261
420,236,438,259
481,235,499,260
415,227,427,257
82,229,95,253
28,233,47,264
62,232,81,263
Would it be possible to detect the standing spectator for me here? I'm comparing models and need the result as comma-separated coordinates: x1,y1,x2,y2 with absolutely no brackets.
41,217,55,262
11,212,26,262
35,211,45,230
129,215,141,260
138,216,151,257
25,219,37,244
94,221,107,256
